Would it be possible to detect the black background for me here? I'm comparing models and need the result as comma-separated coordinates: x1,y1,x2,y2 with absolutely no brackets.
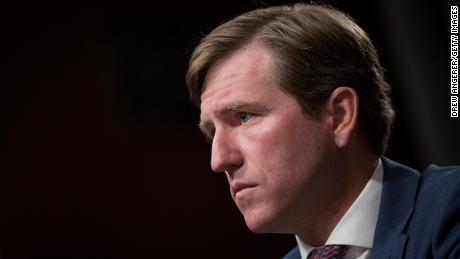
2,0,459,258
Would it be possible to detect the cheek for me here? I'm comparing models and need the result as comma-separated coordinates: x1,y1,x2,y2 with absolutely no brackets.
247,117,329,186
242,120,290,165
233,123,286,190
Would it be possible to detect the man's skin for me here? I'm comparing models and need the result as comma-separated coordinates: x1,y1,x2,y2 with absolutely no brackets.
198,41,377,245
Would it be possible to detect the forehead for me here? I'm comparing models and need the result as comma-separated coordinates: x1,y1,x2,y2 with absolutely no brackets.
200,43,277,111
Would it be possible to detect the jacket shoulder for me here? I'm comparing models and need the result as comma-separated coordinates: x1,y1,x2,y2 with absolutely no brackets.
422,163,460,180
408,163,460,258
418,163,460,198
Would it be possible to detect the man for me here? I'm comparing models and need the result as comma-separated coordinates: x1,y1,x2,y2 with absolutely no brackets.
185,3,460,258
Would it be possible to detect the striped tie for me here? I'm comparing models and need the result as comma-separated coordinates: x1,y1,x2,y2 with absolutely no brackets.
308,245,349,259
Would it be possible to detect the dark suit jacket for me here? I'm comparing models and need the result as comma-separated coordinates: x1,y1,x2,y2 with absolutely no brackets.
283,157,460,259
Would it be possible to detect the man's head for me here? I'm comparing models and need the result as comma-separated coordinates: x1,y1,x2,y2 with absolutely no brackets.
186,3,394,241
186,3,394,155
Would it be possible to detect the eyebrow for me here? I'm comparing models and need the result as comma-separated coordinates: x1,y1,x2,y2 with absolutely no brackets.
219,101,269,113
198,101,269,137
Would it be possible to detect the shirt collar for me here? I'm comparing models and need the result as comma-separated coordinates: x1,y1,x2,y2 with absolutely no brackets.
296,158,383,259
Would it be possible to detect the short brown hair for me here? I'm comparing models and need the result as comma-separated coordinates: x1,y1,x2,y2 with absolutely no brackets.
186,3,395,155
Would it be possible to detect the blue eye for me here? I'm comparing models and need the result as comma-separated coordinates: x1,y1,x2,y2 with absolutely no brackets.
239,112,252,124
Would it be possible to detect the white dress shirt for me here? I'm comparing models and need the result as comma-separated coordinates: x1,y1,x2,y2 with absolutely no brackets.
296,159,383,259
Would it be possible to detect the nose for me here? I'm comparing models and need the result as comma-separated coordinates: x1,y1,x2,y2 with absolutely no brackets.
210,128,243,173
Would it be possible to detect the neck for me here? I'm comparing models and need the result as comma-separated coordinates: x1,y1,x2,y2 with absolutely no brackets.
297,149,379,246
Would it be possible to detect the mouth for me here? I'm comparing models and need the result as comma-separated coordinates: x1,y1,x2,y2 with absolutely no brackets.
231,182,257,198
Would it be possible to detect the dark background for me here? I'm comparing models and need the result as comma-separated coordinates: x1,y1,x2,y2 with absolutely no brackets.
2,0,459,258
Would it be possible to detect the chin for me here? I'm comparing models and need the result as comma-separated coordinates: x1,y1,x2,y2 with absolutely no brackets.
245,220,270,234
242,209,282,234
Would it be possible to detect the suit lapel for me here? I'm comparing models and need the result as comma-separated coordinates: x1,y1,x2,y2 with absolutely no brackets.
371,157,421,259
282,246,300,259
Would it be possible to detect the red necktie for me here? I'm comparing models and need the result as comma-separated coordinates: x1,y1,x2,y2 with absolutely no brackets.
308,245,349,259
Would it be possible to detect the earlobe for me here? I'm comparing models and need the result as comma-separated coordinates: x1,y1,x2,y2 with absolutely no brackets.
326,87,359,148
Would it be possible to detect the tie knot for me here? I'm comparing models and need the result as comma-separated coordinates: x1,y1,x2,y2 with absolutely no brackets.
308,245,349,259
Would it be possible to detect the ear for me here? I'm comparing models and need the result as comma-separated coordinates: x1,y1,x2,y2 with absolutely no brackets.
324,87,359,148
